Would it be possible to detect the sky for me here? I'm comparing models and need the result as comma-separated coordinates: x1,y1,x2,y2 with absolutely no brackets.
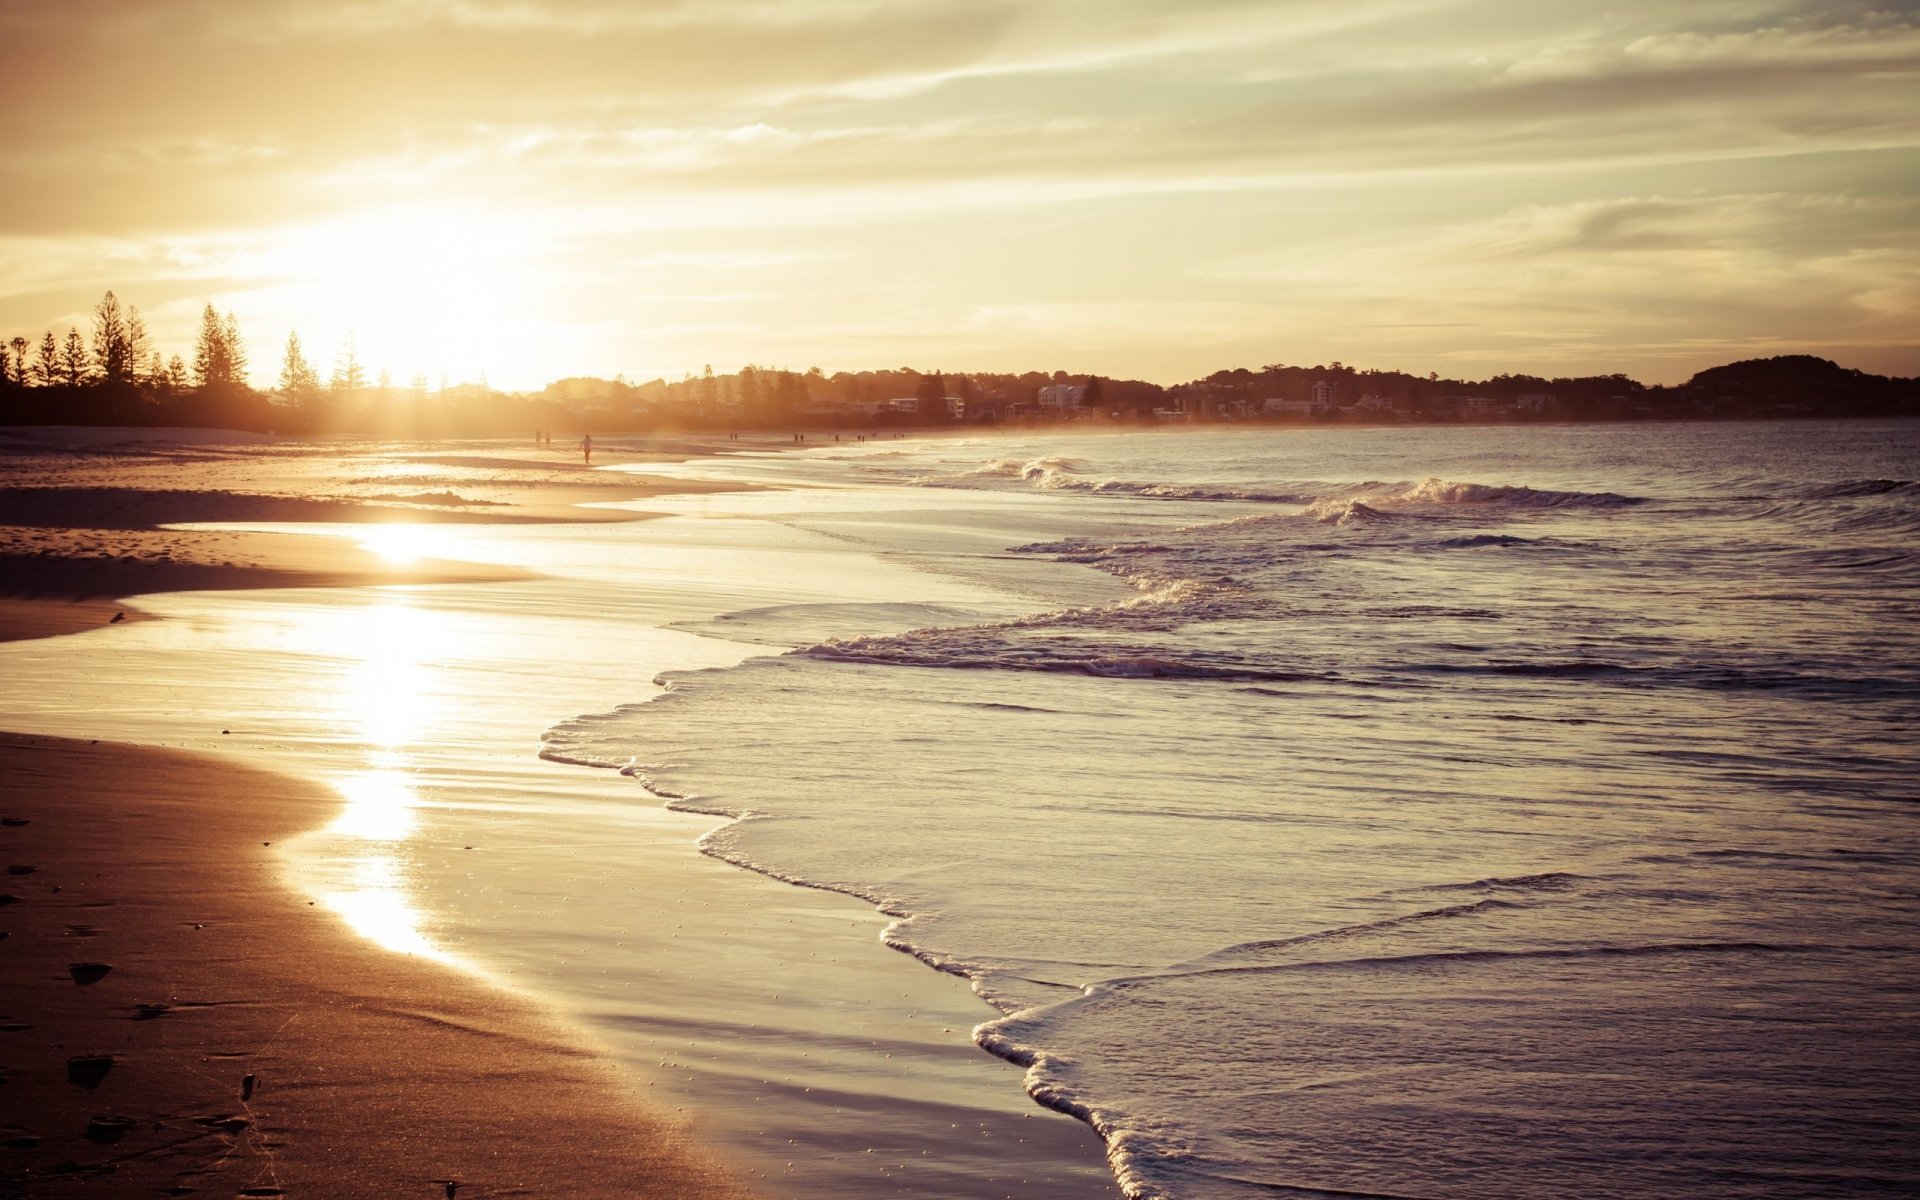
1,0,1915,390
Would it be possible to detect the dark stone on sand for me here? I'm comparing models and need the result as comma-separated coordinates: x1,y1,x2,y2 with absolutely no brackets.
4,1136,41,1150
133,1002,173,1020
68,962,112,986
84,1114,136,1144
0,894,17,906
5,865,36,875
241,1073,256,1100
66,1054,114,1090
0,818,27,827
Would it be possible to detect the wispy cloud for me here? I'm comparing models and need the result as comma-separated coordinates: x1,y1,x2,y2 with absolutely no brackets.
0,0,1913,384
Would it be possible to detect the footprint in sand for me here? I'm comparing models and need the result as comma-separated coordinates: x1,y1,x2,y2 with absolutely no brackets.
66,1055,114,1090
68,962,113,986
84,1115,136,1144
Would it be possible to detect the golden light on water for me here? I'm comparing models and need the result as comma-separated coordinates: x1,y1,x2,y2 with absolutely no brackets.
358,523,447,566
328,770,419,842
311,595,449,960
321,852,444,961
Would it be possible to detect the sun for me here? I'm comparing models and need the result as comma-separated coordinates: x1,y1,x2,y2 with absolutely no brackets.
267,205,547,387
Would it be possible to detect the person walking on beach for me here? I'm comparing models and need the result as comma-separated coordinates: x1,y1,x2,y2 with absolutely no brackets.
581,433,593,465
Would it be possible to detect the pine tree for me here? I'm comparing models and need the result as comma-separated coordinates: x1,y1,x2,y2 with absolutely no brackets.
127,307,151,378
0,343,11,387
192,304,228,387
330,334,365,394
35,331,57,387
92,291,138,384
60,327,89,387
223,312,247,384
166,356,189,392
147,352,166,388
8,338,27,385
278,331,321,402
698,364,718,415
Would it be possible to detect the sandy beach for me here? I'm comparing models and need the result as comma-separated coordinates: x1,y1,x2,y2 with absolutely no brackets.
0,732,746,1199
0,429,1117,1199
0,427,746,643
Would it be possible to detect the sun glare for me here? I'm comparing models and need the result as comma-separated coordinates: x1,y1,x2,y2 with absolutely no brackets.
359,523,445,565
262,207,546,386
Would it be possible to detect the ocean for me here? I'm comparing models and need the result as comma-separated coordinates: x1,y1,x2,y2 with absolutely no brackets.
550,420,1920,1198
3,420,1915,1198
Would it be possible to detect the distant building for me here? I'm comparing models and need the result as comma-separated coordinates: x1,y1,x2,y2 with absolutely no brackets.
1515,393,1555,413
886,397,920,414
1461,396,1504,416
1311,379,1337,407
1355,393,1392,411
1036,384,1087,409
1264,397,1327,417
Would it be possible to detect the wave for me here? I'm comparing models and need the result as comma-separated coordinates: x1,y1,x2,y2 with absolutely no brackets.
1801,478,1918,499
1394,477,1638,507
923,461,1644,516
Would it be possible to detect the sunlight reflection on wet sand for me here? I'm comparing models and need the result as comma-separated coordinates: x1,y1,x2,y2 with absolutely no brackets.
306,595,448,961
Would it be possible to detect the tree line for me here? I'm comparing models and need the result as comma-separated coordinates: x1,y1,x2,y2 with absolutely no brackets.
5,290,1914,434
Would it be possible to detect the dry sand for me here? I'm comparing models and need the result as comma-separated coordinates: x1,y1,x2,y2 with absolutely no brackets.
0,732,748,1200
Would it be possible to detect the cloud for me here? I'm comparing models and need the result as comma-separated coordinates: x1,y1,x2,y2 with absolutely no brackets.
0,0,1914,383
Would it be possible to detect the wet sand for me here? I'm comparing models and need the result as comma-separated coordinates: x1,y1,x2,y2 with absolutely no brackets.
0,431,1120,1198
0,431,747,642
0,732,747,1199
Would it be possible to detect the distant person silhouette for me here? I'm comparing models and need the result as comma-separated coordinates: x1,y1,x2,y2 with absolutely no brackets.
581,433,593,465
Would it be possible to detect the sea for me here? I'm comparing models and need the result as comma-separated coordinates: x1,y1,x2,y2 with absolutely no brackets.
553,420,1920,1199
3,419,1916,1198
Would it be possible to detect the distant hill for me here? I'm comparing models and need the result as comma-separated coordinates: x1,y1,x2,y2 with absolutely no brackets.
1670,355,1916,418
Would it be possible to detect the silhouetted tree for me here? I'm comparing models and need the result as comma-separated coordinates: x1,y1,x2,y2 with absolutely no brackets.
738,365,762,420
60,327,89,387
331,334,365,394
278,331,321,405
35,331,57,387
698,363,717,415
223,312,247,383
8,337,26,386
192,304,232,387
916,371,946,419
166,355,189,392
91,290,149,385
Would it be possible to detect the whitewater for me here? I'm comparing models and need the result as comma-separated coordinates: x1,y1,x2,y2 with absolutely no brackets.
547,420,1920,1199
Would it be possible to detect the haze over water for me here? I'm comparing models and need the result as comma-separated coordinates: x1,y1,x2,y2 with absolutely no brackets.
547,421,1920,1199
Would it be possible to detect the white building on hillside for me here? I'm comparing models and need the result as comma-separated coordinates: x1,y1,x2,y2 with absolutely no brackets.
1264,397,1326,417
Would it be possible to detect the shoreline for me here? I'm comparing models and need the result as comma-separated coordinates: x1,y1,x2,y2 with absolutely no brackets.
0,732,748,1199
0,432,1121,1198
